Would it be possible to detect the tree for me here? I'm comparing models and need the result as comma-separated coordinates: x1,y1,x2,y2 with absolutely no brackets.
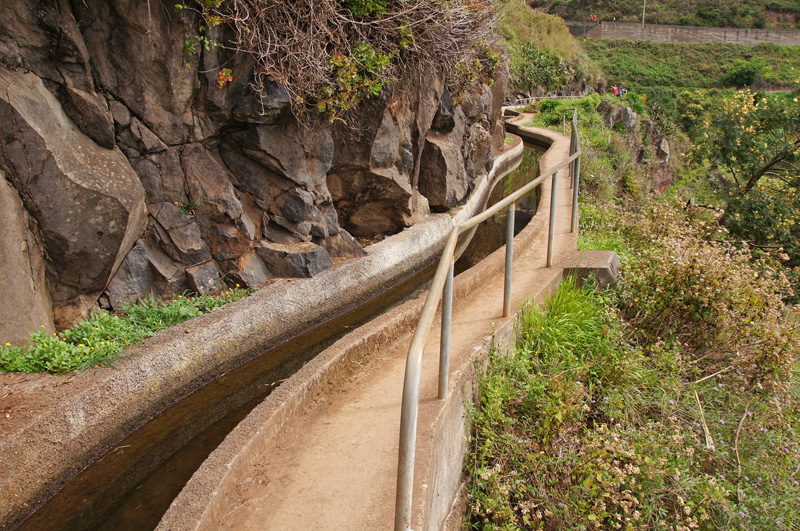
696,87,800,295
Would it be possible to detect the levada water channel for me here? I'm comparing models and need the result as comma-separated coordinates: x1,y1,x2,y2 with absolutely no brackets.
15,145,542,531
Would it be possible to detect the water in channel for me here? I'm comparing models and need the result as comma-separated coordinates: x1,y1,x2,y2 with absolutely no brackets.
15,145,542,531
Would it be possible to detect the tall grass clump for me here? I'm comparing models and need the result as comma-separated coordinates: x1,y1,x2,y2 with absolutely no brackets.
0,288,253,374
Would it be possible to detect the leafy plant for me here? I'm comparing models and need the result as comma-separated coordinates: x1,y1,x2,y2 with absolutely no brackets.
513,44,574,93
0,287,254,374
725,57,772,88
693,88,800,297
314,42,395,121
343,0,387,18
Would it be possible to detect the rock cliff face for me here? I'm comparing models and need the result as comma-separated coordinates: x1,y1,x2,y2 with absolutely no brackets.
0,0,506,340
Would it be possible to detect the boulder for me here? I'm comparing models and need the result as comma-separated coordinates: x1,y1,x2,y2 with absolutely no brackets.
0,172,54,345
58,86,115,149
255,241,333,278
141,240,187,296
319,230,367,258
224,252,272,288
232,122,334,189
657,138,670,163
0,66,147,326
104,241,154,309
418,108,469,211
182,143,243,223
186,262,225,295
430,89,457,133
165,222,213,266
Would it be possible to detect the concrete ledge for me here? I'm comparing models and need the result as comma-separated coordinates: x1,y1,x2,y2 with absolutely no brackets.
559,249,621,288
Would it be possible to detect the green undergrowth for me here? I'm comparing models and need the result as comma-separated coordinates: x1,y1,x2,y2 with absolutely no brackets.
0,288,254,374
525,94,659,202
583,40,800,90
465,202,800,530
496,0,602,92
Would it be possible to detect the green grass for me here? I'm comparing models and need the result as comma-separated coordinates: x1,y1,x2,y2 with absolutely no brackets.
582,40,800,90
465,266,800,529
495,0,603,90
0,288,254,373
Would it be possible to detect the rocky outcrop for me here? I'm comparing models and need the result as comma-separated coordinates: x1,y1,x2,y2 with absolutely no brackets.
0,0,507,339
0,66,148,328
0,171,54,345
255,242,334,278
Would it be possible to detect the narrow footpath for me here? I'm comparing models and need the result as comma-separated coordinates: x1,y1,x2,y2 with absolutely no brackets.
163,117,579,531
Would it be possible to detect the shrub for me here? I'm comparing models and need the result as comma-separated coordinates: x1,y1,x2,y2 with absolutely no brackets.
615,201,796,382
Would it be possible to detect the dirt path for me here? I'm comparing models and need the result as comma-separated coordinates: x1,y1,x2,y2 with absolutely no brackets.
211,122,577,531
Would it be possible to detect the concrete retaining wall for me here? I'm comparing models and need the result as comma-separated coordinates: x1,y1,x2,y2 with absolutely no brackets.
569,20,800,46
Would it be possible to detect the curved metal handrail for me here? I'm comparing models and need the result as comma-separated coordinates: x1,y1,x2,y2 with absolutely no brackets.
394,110,582,530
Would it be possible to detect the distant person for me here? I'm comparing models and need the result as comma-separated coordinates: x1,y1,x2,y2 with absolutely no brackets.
612,85,619,97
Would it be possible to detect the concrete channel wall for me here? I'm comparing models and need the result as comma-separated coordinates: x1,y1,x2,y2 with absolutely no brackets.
569,20,800,46
155,140,528,530
0,142,522,528
157,122,576,530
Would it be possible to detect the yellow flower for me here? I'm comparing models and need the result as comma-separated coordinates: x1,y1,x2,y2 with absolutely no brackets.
41,325,45,328
5,343,10,347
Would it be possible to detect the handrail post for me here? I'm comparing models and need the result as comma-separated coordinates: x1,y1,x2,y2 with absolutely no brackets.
438,259,454,399
547,172,558,267
571,152,581,233
503,202,515,317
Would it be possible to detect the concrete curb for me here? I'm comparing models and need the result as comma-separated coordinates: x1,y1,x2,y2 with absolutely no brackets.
157,127,567,530
156,142,527,531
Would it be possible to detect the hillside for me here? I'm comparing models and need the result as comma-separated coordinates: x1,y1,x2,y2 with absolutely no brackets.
496,0,603,94
546,0,800,29
582,40,800,89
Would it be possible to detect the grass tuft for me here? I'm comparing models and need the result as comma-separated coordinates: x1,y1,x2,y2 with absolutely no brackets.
0,288,254,374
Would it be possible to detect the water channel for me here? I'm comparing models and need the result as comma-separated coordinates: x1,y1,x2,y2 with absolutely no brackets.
15,146,542,531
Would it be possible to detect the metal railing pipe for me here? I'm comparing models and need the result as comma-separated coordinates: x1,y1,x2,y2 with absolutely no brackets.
395,122,581,531
503,202,515,317
546,172,559,267
458,152,579,234
438,259,454,399
395,230,459,531
571,154,581,233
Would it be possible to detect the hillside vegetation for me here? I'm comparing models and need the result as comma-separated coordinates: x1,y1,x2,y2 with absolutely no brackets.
496,0,602,93
465,91,800,531
583,40,800,90
547,0,800,29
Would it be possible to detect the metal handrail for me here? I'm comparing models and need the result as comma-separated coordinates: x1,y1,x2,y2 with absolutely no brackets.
394,110,582,530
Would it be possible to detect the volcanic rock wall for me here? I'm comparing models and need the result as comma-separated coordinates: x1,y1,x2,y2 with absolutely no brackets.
0,0,507,341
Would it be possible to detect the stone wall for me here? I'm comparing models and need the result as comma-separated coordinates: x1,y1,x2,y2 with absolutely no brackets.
0,0,507,341
569,21,800,46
